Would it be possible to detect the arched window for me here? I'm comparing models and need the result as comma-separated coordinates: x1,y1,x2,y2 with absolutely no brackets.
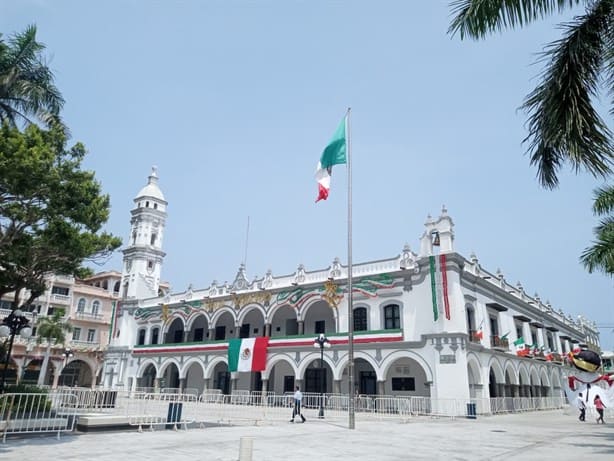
384,304,400,329
137,329,146,346
151,327,160,345
77,298,86,313
354,307,367,331
92,300,100,316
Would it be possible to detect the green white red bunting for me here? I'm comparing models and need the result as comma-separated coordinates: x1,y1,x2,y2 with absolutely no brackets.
429,255,450,321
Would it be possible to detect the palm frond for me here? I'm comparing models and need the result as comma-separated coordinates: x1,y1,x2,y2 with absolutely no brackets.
522,0,614,188
592,184,614,215
580,219,614,274
448,0,581,39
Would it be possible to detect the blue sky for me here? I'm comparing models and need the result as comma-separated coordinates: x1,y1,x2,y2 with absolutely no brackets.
3,1,613,347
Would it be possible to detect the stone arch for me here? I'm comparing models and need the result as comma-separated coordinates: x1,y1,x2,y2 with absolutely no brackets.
204,356,228,380
267,301,296,324
335,350,380,382
180,357,206,379
158,357,182,377
380,350,434,383
487,357,505,382
237,304,266,338
467,353,483,398
186,313,209,342
337,352,379,395
182,358,206,395
301,299,337,334
237,303,267,325
136,359,159,378
540,368,551,387
529,366,540,397
380,352,431,397
263,354,298,380
296,351,335,379
59,358,95,387
164,317,185,344
539,367,551,397
550,368,563,397
209,306,237,325
269,303,299,337
186,312,210,331
158,359,181,389
518,364,530,397
263,355,297,394
487,358,505,398
504,361,518,385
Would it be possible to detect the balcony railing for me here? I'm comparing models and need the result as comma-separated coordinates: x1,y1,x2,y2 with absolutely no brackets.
75,311,105,321
491,336,509,350
468,329,482,343
51,293,72,304
69,339,102,349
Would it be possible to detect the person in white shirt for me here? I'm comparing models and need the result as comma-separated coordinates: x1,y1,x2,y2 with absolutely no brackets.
290,386,306,423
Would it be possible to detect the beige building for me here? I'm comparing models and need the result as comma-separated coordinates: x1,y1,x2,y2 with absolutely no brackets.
1,271,121,388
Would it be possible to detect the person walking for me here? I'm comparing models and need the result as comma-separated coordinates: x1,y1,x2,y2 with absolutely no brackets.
594,395,606,424
577,393,586,422
290,385,306,423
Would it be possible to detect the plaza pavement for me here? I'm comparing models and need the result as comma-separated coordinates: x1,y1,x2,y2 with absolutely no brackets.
0,408,612,461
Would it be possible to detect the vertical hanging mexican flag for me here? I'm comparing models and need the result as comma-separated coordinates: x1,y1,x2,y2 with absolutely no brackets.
429,254,451,321
315,116,347,202
228,337,269,372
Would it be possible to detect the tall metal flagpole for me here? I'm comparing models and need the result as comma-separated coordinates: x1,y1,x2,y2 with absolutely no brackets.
346,107,355,430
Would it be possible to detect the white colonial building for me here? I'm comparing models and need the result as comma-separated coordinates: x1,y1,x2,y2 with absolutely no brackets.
103,170,600,403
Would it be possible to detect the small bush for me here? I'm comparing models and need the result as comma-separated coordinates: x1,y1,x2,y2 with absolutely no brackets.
1,384,52,415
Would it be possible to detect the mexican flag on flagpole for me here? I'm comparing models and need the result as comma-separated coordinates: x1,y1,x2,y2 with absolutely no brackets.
228,337,269,372
315,116,347,202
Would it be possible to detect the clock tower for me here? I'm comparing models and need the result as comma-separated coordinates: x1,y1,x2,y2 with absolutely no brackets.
121,167,167,300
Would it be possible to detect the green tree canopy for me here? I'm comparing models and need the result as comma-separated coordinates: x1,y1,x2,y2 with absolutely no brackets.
0,25,64,129
449,0,614,189
581,184,614,274
36,309,73,345
0,123,122,307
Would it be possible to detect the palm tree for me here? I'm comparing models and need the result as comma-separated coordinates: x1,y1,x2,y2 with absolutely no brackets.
448,0,614,189
36,310,72,386
0,24,64,128
581,184,614,275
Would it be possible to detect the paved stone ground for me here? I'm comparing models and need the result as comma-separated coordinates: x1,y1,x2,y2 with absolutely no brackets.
0,408,612,460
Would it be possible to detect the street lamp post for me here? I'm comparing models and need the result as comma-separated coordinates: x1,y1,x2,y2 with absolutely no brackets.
0,309,32,393
61,348,74,386
313,333,331,418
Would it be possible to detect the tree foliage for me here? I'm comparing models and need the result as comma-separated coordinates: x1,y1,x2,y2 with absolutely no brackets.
36,310,72,345
449,0,614,189
581,184,614,274
0,25,65,129
0,123,122,307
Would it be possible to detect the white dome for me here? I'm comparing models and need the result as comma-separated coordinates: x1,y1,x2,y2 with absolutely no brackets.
135,166,166,201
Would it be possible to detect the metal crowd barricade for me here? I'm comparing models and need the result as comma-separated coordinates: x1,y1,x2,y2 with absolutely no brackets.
126,392,198,431
0,392,78,442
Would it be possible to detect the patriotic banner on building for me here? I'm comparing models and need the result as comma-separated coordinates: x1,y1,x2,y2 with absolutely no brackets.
429,254,451,321
228,337,269,372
